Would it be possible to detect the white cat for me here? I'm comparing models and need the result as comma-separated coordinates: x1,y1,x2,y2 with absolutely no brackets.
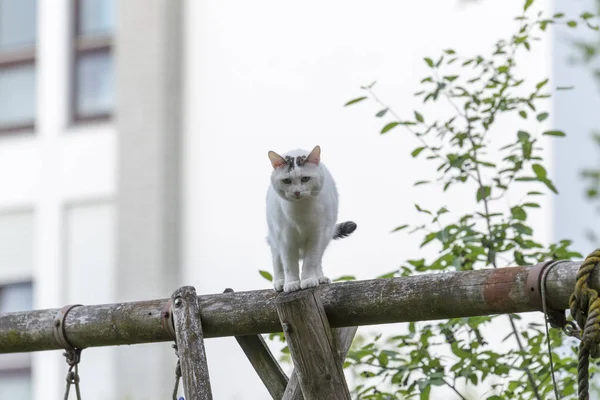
266,145,357,292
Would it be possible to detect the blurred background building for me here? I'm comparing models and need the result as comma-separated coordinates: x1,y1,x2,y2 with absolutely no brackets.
0,0,598,399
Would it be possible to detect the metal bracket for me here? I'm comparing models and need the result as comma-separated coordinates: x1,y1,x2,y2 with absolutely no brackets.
526,261,566,328
161,298,177,340
53,304,83,365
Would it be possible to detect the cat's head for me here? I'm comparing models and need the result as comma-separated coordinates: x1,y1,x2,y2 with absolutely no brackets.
268,146,324,202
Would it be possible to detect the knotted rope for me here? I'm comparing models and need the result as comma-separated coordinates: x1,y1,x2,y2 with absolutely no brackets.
569,249,600,400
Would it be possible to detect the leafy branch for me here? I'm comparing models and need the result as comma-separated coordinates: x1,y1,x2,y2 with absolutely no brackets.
342,3,597,399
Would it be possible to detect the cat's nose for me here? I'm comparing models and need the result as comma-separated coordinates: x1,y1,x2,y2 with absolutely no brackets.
294,191,300,197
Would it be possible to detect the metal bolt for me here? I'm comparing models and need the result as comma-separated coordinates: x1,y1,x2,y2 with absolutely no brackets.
282,322,291,333
54,320,61,327
174,298,183,308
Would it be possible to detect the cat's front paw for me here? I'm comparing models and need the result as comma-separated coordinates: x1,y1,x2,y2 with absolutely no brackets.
318,276,331,285
301,277,319,289
283,281,301,292
273,279,285,292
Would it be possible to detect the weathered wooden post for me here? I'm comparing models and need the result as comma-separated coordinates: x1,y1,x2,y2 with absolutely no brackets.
171,286,213,400
276,288,352,400
283,326,357,400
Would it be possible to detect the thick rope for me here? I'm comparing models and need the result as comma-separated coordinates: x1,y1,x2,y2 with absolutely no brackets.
569,249,600,400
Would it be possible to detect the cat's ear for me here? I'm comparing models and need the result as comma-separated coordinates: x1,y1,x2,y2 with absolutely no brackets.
306,145,321,165
268,151,287,169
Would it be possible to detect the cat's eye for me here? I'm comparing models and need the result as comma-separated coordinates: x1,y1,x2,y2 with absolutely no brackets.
282,178,292,184
301,177,311,183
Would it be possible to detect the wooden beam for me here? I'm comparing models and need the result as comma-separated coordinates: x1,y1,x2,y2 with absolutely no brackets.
0,261,592,353
283,326,358,400
276,289,351,400
171,286,213,400
225,289,289,399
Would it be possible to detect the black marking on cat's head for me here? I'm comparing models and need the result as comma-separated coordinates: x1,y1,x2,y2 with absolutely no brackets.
296,155,307,167
284,156,295,171
283,155,309,171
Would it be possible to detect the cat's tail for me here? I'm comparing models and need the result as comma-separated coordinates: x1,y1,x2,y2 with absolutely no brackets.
333,221,357,240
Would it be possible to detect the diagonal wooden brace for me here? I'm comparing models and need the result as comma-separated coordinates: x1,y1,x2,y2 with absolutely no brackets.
276,288,352,400
172,286,213,400
225,288,289,399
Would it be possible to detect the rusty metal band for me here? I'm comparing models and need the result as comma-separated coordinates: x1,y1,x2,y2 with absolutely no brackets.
53,304,83,352
526,260,568,328
526,261,552,310
161,298,177,340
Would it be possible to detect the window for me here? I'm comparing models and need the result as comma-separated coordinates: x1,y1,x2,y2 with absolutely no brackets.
0,0,37,133
73,0,115,121
0,282,33,399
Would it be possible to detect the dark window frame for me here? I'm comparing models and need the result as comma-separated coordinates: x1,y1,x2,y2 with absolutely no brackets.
71,0,114,123
0,3,37,134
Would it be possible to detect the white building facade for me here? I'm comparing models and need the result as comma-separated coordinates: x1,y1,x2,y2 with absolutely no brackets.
0,0,598,399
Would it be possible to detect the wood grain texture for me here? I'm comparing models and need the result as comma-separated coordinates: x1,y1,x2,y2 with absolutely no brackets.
172,286,213,400
276,289,351,400
283,326,358,400
0,261,592,353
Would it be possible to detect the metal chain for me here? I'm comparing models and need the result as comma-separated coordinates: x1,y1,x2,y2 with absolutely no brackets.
63,350,82,400
172,344,182,400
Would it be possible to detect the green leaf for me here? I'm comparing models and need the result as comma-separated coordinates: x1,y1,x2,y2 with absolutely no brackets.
420,383,431,400
519,110,527,119
511,206,527,221
536,112,549,122
476,186,491,202
543,178,558,193
333,275,356,282
414,111,425,123
375,108,388,118
524,0,534,11
542,130,565,137
412,147,426,157
451,342,471,358
517,130,530,142
532,163,547,179
424,57,434,67
378,351,389,367
414,180,430,186
259,270,273,282
391,225,409,232
535,78,549,90
512,223,533,235
344,96,367,106
381,122,400,134
567,20,578,28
